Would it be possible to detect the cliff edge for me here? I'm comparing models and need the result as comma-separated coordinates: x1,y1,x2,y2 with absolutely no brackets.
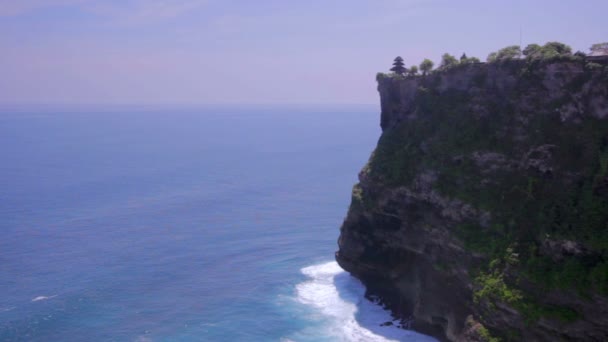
336,58,608,341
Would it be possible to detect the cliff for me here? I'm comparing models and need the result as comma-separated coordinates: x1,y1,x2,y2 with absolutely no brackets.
336,58,608,341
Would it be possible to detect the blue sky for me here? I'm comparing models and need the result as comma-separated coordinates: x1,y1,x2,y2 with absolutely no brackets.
1,0,606,105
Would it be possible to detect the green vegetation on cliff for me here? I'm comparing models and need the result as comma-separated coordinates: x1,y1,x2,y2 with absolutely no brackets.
378,42,608,81
369,57,608,299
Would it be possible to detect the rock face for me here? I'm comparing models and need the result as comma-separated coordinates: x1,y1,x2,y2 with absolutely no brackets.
336,59,608,341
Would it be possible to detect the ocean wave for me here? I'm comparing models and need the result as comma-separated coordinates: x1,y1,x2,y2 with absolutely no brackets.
294,261,437,342
31,295,57,302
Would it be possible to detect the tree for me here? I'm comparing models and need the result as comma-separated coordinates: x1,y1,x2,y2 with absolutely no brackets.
487,45,522,62
440,53,458,69
408,65,419,76
390,56,407,75
523,44,542,59
523,42,573,60
460,53,468,63
487,52,498,63
590,42,608,54
542,42,572,56
419,59,434,75
495,45,521,60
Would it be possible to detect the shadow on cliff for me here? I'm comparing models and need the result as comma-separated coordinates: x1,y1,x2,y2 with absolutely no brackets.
332,271,437,341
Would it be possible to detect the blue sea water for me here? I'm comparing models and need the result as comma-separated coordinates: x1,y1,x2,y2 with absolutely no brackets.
0,106,436,341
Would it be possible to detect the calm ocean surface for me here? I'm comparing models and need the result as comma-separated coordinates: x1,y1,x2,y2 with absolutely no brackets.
0,106,436,341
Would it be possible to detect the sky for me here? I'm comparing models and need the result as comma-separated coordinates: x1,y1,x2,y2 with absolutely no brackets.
0,0,606,105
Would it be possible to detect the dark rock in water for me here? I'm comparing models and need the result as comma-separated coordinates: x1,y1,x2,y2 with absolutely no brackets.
381,321,394,327
337,58,608,341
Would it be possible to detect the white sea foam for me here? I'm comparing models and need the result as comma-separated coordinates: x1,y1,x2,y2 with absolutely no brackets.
294,261,437,342
31,295,57,302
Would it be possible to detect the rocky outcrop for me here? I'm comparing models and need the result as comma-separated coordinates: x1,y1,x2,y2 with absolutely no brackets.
337,58,608,341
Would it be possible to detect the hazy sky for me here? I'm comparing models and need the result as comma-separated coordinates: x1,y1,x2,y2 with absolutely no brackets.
1,0,606,105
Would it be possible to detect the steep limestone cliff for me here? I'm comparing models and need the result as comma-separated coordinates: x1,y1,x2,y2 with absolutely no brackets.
336,58,608,341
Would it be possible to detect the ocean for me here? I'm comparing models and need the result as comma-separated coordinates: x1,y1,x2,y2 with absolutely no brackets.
0,106,436,341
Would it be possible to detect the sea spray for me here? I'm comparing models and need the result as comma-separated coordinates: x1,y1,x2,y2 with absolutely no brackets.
294,262,437,342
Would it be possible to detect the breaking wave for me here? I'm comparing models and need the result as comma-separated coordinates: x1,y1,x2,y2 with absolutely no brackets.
292,261,437,342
